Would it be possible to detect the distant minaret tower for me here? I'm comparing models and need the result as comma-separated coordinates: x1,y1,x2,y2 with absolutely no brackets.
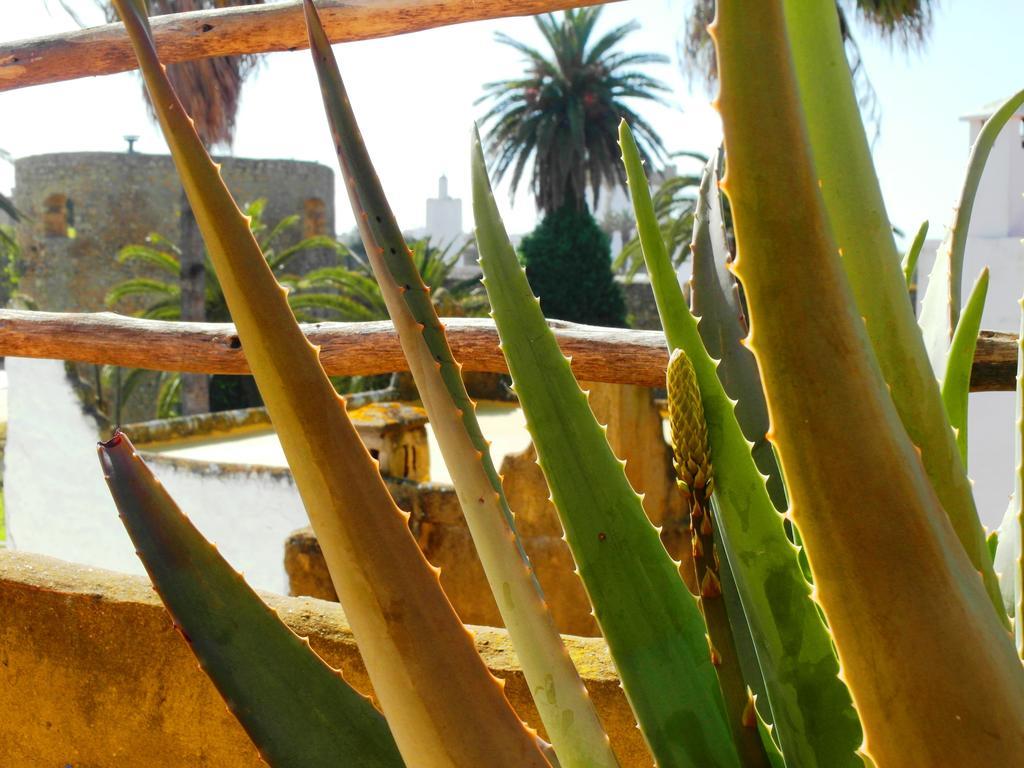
425,173,463,247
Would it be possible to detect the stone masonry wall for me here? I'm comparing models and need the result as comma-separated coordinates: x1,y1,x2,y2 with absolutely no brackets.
13,151,335,313
0,550,651,767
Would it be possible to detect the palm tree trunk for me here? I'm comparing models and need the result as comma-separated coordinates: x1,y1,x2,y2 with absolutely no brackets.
179,189,210,414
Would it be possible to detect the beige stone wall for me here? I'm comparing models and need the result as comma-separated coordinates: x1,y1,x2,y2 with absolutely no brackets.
11,152,338,423
0,550,651,767
13,152,336,314
287,384,694,637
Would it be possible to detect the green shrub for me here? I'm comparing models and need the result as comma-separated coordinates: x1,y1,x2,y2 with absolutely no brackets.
520,205,627,327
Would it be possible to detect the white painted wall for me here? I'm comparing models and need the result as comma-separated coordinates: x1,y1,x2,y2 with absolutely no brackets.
146,461,307,593
916,103,1024,529
425,174,463,246
3,357,306,592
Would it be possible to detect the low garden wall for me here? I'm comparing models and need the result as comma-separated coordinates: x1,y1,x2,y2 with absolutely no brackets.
0,549,651,767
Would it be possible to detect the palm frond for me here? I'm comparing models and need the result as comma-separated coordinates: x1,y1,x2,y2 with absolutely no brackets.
478,5,669,213
116,243,181,275
105,278,179,309
287,292,381,322
156,373,182,420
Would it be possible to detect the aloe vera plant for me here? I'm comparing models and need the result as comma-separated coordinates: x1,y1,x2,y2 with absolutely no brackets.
942,268,990,465
80,1,1024,766
110,1,551,765
783,0,1008,621
472,125,740,768
302,3,618,766
666,348,768,768
712,2,1024,765
620,121,863,768
98,430,402,768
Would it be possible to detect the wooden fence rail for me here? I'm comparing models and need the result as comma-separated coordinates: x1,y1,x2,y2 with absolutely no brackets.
0,309,1016,392
0,0,614,92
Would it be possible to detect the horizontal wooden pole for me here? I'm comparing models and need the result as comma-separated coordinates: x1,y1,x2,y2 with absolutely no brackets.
971,330,1017,392
0,310,670,388
0,0,614,92
0,309,1017,392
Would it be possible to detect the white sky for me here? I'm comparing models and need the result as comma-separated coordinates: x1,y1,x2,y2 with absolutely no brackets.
1,0,1022,240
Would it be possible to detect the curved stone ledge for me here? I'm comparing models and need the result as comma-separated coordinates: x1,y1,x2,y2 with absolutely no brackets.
123,405,273,445
0,549,650,766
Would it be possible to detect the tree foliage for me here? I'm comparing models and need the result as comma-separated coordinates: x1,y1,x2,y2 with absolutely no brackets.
478,7,670,215
92,0,265,148
520,205,626,327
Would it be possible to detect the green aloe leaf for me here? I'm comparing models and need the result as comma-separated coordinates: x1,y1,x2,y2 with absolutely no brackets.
782,0,1006,624
755,709,786,768
666,348,772,768
111,2,551,766
303,4,617,766
714,1,1024,764
941,268,989,466
473,127,740,768
621,119,863,768
688,149,785,512
918,89,1024,375
902,221,928,289
1015,296,1024,658
98,430,402,768
995,297,1024,656
995,499,1019,620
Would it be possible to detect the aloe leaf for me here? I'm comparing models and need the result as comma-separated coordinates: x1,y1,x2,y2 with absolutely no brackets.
941,268,989,466
918,89,1024,374
472,127,740,768
995,499,1019,619
621,119,863,768
755,709,786,768
666,349,771,768
687,151,782,732
1016,298,1024,659
688,150,785,512
97,430,402,768
111,2,550,766
782,0,1007,626
714,2,1024,764
716,528,770,718
303,5,617,767
901,221,928,289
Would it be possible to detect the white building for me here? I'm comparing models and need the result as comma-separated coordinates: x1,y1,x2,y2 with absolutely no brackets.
917,99,1024,529
425,174,463,247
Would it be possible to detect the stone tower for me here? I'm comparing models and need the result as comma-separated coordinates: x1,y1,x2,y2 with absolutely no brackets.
13,151,335,312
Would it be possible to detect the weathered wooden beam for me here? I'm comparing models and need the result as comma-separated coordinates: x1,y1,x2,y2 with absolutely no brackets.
0,309,1017,392
971,330,1018,392
0,0,615,92
0,310,670,388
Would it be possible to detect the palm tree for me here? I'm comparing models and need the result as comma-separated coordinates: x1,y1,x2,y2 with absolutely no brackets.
81,0,265,413
93,0,264,148
107,217,486,418
0,147,18,252
293,239,489,322
478,7,670,215
105,198,344,418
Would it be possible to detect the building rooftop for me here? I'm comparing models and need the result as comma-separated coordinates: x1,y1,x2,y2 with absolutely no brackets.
960,97,1024,122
